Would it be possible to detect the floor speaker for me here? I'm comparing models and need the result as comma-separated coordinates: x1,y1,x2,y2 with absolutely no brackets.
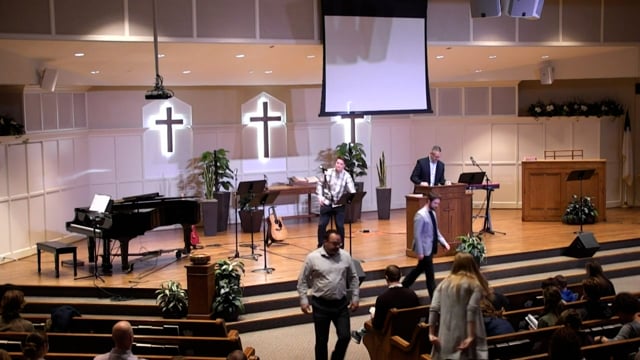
470,0,502,18
563,232,599,258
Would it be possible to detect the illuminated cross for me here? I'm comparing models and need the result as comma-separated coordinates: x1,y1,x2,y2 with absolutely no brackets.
155,107,183,153
341,113,365,143
250,101,282,158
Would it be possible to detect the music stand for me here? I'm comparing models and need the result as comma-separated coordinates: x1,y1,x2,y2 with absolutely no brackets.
335,191,367,261
76,194,112,282
457,172,485,185
566,169,596,234
252,191,280,274
236,180,267,261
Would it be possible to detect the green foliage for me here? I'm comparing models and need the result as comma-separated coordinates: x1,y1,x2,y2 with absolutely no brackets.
212,259,245,320
155,280,188,316
376,151,387,188
200,149,234,199
456,233,486,264
0,115,25,136
562,195,598,224
527,99,624,118
335,142,368,180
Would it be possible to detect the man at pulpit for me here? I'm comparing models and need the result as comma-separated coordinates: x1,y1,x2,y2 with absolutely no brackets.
410,145,446,187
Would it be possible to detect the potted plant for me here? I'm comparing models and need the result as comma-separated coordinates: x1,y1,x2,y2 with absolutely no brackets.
561,194,598,225
376,151,391,220
335,142,368,223
200,149,235,233
212,258,245,322
456,233,486,265
155,280,189,318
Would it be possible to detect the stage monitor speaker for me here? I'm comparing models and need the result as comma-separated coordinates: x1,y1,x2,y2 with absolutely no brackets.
563,232,599,258
470,0,501,18
506,0,544,19
41,68,58,92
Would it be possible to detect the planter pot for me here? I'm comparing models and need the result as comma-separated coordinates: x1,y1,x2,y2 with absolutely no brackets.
213,192,231,232
200,199,218,236
239,209,264,233
376,187,392,220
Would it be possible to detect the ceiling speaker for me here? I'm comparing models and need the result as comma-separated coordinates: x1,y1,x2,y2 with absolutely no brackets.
506,0,544,19
470,0,502,18
41,68,58,92
539,61,554,85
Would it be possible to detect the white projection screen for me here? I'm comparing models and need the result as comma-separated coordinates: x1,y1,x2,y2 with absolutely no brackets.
320,0,431,116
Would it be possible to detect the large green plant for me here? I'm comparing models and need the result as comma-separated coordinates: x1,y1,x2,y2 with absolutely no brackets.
200,149,234,199
155,280,188,317
456,233,486,264
335,142,368,181
376,151,387,188
212,259,245,321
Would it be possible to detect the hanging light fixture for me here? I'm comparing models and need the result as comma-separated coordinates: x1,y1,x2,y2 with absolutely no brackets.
145,0,174,100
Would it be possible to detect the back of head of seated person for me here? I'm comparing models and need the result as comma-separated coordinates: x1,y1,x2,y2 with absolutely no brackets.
227,349,248,360
0,289,34,332
595,292,640,344
94,320,137,360
548,326,583,360
584,261,616,297
558,309,594,346
538,286,564,328
0,349,11,360
22,331,48,360
578,277,613,321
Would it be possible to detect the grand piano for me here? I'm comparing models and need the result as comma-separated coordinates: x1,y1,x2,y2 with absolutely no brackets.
66,193,201,273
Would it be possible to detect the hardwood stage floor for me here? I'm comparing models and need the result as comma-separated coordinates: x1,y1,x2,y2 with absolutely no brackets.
3,207,640,290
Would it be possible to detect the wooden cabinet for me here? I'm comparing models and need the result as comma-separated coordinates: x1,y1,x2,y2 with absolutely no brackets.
405,184,472,258
521,160,606,221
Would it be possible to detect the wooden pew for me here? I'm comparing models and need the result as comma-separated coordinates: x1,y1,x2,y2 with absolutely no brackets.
512,336,640,360
0,331,244,358
502,283,583,310
22,313,231,337
362,305,429,360
7,347,258,360
388,322,432,360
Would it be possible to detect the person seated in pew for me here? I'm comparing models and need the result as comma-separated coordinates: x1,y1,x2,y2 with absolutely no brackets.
584,261,616,297
0,289,35,332
555,274,579,303
0,349,11,360
481,298,514,337
577,277,613,321
538,286,564,329
227,349,248,360
94,320,146,360
548,326,584,360
350,264,420,344
558,309,594,347
22,331,48,360
595,292,640,344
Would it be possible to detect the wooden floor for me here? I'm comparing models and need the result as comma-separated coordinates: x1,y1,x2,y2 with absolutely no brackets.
2,207,640,290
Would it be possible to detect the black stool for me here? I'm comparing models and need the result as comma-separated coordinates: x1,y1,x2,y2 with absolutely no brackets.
37,241,78,278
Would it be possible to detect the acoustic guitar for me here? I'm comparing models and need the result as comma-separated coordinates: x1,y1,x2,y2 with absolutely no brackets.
267,206,288,244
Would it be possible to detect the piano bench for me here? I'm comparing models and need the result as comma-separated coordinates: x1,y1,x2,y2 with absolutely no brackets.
37,241,78,278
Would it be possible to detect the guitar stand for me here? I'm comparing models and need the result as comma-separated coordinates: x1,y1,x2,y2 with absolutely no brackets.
252,191,280,274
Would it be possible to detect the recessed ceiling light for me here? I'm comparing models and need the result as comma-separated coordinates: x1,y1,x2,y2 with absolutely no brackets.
182,70,191,74
248,70,255,74
264,70,273,74
541,55,549,59
90,70,100,74
74,52,85,57
474,69,483,73
158,54,165,58
488,55,497,59
235,54,245,58
435,55,445,59
306,55,316,59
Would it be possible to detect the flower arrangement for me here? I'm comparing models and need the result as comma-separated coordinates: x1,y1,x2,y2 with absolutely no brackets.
0,114,25,136
527,99,624,118
561,194,598,225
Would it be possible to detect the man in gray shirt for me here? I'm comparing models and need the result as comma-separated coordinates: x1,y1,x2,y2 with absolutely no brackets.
297,229,360,360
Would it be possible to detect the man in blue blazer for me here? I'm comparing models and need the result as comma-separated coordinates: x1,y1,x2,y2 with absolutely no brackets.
410,145,445,186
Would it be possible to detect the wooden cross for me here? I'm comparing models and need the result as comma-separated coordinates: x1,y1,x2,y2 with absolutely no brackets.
250,101,282,158
340,113,365,143
155,107,183,153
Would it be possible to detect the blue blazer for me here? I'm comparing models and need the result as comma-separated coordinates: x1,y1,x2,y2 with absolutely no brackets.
410,157,445,185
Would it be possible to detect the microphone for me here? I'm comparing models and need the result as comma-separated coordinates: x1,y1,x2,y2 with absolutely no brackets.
470,156,477,166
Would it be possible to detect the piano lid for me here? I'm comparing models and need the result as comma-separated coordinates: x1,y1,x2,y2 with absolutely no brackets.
119,192,161,203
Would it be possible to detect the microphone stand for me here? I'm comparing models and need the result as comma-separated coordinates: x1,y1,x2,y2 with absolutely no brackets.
471,159,505,236
230,170,240,259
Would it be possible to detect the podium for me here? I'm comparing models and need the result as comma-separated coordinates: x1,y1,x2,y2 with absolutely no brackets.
405,184,472,258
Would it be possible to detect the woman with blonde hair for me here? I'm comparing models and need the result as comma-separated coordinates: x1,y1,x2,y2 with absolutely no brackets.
428,252,489,359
